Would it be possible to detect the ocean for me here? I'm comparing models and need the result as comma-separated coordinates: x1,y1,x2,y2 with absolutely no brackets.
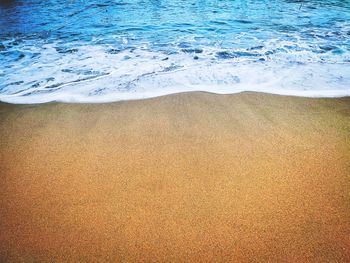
0,0,349,103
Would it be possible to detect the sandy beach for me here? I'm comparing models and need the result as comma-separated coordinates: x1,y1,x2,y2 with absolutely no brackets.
0,92,349,262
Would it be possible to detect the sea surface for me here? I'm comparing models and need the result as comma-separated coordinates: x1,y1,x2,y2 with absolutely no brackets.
0,0,349,103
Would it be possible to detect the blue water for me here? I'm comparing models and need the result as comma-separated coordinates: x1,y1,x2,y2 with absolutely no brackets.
0,0,349,103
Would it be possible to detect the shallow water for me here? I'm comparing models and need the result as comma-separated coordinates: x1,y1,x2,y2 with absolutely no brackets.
0,0,349,103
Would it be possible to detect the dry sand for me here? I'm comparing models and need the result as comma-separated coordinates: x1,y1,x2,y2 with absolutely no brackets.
0,92,350,262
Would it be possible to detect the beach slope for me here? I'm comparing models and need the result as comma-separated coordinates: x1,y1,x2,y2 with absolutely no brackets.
1,92,350,262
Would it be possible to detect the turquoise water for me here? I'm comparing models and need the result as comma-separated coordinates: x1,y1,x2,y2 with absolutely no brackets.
0,0,349,103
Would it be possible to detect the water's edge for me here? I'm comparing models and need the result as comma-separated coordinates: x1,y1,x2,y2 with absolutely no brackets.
1,89,349,105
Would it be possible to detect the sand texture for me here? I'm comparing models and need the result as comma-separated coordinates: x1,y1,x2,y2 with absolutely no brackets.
1,92,350,262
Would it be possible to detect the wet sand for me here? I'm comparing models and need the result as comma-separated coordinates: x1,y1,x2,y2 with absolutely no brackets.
0,92,350,262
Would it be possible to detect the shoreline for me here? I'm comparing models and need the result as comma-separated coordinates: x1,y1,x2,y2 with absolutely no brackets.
1,91,350,262
1,89,350,105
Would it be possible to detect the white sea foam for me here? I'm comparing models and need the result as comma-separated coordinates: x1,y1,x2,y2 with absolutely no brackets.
0,40,349,104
